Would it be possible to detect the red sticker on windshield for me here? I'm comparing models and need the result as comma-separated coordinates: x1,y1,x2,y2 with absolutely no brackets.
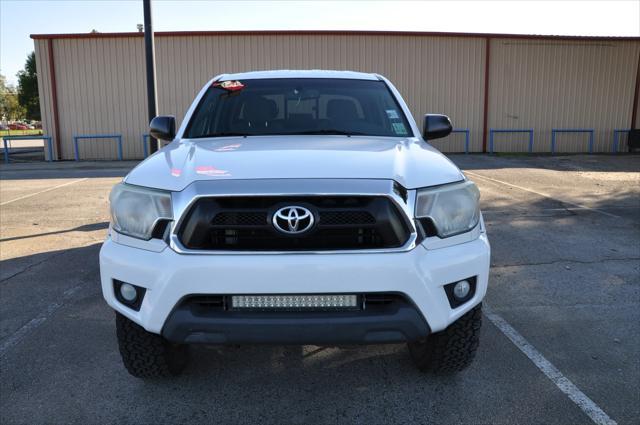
213,80,245,91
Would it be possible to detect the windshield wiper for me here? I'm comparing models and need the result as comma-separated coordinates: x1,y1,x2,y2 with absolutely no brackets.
191,132,251,138
191,129,367,138
284,129,367,136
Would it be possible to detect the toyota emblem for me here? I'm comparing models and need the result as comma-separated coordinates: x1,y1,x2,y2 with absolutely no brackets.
272,206,314,234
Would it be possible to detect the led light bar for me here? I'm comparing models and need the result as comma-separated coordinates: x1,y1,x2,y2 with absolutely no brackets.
231,294,359,310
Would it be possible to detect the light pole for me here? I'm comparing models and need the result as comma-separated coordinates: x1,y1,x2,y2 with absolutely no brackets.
143,0,158,154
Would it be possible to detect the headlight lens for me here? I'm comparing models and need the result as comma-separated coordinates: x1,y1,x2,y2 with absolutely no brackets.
415,180,480,238
109,183,172,240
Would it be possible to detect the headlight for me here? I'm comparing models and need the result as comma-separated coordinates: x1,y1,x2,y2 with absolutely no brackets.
109,183,172,240
415,180,480,238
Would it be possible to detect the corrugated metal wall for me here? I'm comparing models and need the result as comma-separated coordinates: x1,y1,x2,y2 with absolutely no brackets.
33,41,56,161
33,33,640,160
35,37,148,160
488,38,640,153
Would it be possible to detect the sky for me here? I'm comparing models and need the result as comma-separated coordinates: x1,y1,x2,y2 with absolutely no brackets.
1,0,639,86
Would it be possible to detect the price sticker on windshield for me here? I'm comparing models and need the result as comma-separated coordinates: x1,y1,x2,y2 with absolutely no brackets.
392,122,408,135
213,80,245,92
386,109,400,119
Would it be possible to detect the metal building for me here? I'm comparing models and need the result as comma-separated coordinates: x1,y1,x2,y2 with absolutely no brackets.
31,31,640,160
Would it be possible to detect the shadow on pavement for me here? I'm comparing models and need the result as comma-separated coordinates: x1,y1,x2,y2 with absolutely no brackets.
0,222,110,243
448,153,640,173
0,161,137,180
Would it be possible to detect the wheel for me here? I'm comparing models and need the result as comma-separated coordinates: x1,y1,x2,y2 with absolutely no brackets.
408,303,482,373
115,312,188,378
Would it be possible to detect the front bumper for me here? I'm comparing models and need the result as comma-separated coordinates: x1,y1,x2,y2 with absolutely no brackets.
162,295,430,344
100,232,490,341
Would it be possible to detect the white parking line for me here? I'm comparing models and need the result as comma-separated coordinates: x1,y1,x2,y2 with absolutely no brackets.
0,284,83,357
484,305,617,425
0,178,88,206
465,171,621,219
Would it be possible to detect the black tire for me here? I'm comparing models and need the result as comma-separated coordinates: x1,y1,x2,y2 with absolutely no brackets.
408,303,482,374
115,312,188,378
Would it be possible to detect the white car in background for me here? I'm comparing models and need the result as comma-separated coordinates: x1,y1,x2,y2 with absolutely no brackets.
100,70,490,378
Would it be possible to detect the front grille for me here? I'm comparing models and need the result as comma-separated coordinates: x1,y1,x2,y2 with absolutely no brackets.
177,196,410,251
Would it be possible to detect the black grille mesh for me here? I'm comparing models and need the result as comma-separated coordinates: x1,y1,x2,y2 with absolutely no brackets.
211,212,267,226
319,211,375,225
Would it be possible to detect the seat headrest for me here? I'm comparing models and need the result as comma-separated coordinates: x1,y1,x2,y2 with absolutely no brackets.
327,99,358,121
244,97,278,125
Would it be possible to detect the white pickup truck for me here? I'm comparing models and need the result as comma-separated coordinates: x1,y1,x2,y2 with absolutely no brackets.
100,70,490,378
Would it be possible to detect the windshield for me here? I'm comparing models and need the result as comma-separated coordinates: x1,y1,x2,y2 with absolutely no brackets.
185,78,413,138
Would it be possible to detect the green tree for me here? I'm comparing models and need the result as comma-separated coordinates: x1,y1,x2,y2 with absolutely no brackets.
0,74,25,121
17,51,40,121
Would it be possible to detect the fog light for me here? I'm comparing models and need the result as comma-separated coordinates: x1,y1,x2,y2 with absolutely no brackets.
119,283,138,302
453,280,471,300
444,277,476,308
113,280,146,311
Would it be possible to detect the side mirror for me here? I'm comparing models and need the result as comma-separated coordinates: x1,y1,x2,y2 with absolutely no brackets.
149,115,176,141
423,114,452,140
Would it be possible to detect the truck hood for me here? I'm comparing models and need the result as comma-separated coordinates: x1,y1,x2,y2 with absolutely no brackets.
125,135,464,191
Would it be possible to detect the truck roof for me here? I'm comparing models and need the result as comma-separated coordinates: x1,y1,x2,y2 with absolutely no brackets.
218,70,379,81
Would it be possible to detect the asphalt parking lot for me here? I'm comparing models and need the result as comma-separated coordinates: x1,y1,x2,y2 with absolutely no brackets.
0,154,638,424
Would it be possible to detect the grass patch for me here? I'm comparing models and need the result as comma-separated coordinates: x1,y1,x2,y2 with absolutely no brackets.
0,129,44,137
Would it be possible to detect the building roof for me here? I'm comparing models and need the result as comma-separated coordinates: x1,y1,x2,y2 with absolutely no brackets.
30,30,640,42
219,70,378,81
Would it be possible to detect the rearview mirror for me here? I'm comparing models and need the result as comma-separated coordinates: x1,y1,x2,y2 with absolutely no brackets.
423,114,452,140
149,115,176,141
